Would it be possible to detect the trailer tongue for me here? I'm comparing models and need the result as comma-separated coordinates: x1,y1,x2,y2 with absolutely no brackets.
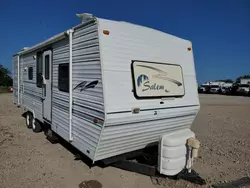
110,129,205,185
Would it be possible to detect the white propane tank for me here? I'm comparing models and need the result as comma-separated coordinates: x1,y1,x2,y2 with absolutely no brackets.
158,129,195,176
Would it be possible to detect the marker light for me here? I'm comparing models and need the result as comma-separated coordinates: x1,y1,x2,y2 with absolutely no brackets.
103,30,110,35
94,118,98,124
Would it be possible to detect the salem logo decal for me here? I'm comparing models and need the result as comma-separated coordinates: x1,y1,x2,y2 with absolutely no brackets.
137,74,167,92
137,74,149,87
136,65,182,93
73,80,98,92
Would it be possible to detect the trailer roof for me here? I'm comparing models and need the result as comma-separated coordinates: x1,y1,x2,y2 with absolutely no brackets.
14,17,97,56
14,14,189,56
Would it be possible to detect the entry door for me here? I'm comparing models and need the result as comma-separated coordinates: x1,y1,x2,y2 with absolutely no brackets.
42,50,52,121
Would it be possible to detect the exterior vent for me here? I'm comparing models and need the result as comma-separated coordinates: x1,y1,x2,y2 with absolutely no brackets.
76,13,94,23
20,47,29,51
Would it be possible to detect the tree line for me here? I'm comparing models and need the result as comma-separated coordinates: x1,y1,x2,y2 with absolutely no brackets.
0,64,12,86
215,75,250,84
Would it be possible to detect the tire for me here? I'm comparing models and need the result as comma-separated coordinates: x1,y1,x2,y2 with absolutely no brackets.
32,119,42,133
26,112,32,129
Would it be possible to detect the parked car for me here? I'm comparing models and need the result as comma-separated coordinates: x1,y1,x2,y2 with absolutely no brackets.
221,86,231,94
237,84,250,96
198,85,210,93
230,84,240,95
209,85,220,93
221,83,233,94
8,87,13,92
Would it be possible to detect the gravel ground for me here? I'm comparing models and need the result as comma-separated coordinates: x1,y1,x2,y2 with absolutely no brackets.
0,93,249,188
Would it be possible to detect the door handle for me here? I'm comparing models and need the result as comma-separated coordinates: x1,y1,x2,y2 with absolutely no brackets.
41,75,46,98
41,75,46,85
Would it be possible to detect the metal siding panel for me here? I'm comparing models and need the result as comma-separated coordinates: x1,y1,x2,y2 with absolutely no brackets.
52,39,70,136
13,56,18,103
95,107,199,161
51,22,104,160
72,22,104,160
17,52,43,121
19,56,24,105
73,23,98,38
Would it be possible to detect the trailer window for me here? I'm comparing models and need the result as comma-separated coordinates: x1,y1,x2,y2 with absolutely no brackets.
28,67,33,80
45,55,50,79
36,52,43,87
58,63,69,92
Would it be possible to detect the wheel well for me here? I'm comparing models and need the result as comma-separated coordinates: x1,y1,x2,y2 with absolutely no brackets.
23,106,36,119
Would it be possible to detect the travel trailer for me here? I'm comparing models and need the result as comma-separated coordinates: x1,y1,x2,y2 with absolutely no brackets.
240,78,250,85
13,13,202,181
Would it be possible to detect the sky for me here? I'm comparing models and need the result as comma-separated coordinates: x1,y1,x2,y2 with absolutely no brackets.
0,0,249,84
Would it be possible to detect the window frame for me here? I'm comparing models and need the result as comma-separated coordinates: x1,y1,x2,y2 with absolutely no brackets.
36,52,43,88
28,67,33,80
45,55,50,80
58,63,69,92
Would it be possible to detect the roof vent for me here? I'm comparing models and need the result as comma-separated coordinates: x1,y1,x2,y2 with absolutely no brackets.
20,47,29,51
76,13,94,23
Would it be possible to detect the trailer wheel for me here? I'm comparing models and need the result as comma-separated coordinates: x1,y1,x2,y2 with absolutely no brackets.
26,112,32,129
32,119,42,133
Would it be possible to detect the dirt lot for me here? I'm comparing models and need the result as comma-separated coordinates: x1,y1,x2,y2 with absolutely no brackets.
0,93,250,188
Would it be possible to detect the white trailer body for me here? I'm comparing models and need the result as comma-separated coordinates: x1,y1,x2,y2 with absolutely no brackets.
240,78,250,85
13,14,200,176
